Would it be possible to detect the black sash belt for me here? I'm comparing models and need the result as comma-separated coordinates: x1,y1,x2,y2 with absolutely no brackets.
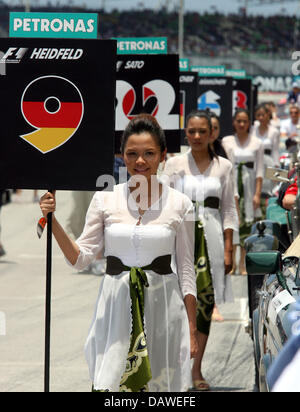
264,149,271,156
236,161,254,169
106,254,173,276
204,196,220,209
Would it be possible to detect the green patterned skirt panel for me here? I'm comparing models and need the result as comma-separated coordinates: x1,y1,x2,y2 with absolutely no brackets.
194,221,215,336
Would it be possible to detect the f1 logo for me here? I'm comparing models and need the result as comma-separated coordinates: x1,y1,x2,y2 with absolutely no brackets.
1,47,28,61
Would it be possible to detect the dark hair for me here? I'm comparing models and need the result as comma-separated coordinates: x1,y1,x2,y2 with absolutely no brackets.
120,113,166,154
185,109,217,160
266,101,276,108
209,112,219,121
285,137,297,150
209,112,221,134
254,103,271,120
233,108,250,120
186,109,212,132
254,103,269,114
254,103,272,119
233,108,251,133
208,113,228,159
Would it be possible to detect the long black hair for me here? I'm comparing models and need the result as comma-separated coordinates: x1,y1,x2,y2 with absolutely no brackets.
185,109,217,160
209,112,228,159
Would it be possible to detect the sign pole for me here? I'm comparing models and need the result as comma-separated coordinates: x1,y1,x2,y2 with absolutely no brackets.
44,189,53,392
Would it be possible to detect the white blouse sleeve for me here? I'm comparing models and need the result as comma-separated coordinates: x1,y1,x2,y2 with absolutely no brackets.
175,202,197,299
66,192,104,270
272,129,280,166
256,140,264,179
163,157,178,177
221,163,239,231
222,139,239,198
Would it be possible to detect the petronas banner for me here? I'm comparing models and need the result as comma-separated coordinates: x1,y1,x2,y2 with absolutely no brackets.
114,37,167,54
9,12,98,39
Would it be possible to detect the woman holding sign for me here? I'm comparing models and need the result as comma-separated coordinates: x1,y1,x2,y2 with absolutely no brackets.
39,114,198,392
222,108,264,275
162,110,238,391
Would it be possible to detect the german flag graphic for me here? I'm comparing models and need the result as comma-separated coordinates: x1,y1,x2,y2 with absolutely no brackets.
20,75,84,154
179,90,185,129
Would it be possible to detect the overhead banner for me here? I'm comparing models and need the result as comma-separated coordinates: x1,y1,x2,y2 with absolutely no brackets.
0,38,116,190
179,72,198,145
115,54,180,153
9,12,98,39
252,75,293,92
114,37,167,55
191,65,226,77
197,77,233,138
179,58,190,72
226,69,246,79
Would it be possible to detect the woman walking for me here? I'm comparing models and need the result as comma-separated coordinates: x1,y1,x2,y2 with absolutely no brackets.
252,103,280,210
222,109,264,275
163,110,238,391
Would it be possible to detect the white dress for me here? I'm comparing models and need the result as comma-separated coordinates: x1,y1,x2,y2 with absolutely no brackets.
222,134,264,245
222,134,264,223
251,124,280,197
280,118,300,138
67,182,197,392
162,150,238,305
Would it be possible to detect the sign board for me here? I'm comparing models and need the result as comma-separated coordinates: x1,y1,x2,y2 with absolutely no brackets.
0,38,116,190
191,65,226,77
197,77,233,138
9,12,98,39
179,72,198,144
232,78,253,118
115,54,180,153
114,37,167,54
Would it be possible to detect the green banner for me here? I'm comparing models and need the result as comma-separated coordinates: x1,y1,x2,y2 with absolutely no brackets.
179,58,189,71
9,12,98,38
114,37,167,54
226,69,246,79
191,65,226,77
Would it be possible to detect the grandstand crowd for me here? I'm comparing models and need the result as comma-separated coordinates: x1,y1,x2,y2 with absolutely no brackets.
0,3,297,58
